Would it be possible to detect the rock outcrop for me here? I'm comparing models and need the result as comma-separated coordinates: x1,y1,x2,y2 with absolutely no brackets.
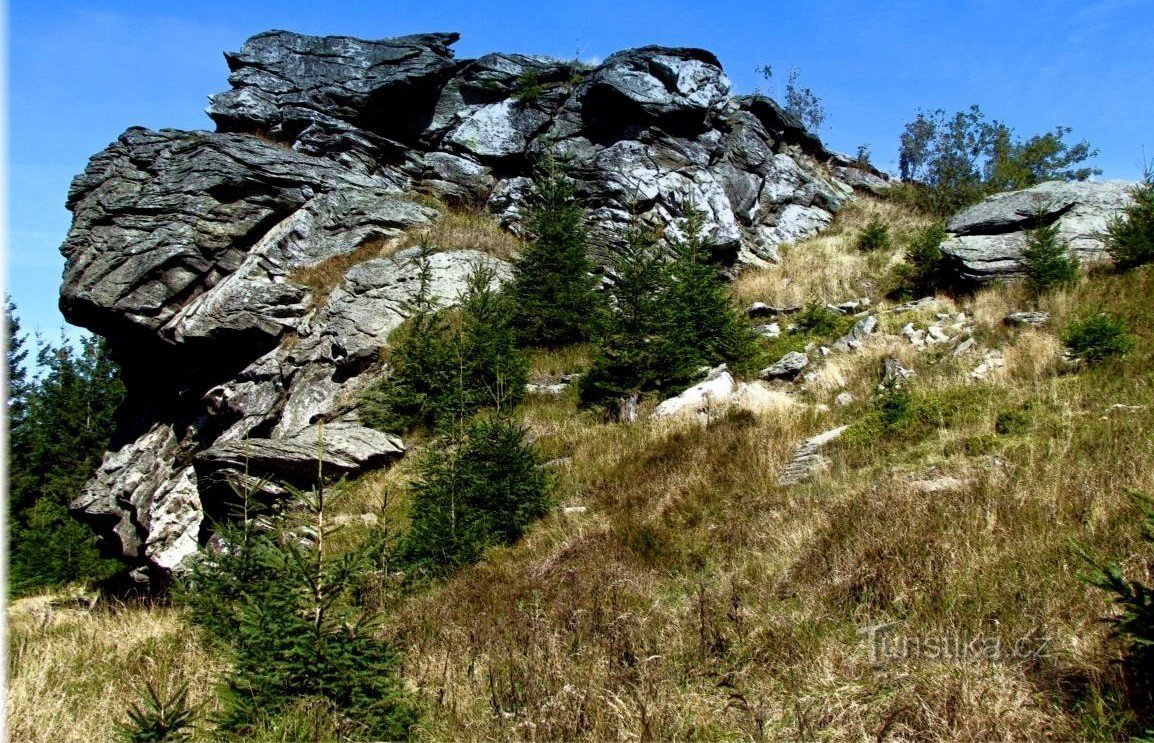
940,180,1135,282
59,29,874,581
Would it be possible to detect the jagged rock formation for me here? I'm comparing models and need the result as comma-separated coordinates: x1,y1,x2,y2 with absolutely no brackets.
940,180,1135,282
59,29,878,581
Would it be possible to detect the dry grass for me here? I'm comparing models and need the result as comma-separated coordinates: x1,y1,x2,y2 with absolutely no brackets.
400,201,528,262
288,235,404,304
733,195,936,307
6,593,223,743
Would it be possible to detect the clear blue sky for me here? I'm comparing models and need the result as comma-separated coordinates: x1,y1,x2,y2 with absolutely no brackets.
8,0,1152,341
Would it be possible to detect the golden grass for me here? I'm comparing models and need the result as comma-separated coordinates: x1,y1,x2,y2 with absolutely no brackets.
6,593,223,743
400,202,527,262
288,235,404,304
732,195,936,307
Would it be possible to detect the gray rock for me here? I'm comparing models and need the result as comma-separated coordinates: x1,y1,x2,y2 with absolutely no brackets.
207,30,460,140
941,180,1135,282
1005,311,1051,326
581,46,731,134
880,357,915,387
831,314,877,352
759,351,810,380
779,425,849,486
60,31,857,579
195,422,404,492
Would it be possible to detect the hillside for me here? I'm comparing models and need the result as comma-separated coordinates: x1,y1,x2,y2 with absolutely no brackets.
12,190,1154,740
8,27,1154,743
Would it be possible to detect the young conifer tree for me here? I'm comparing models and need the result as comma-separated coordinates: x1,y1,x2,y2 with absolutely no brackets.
508,155,605,347
1020,207,1079,294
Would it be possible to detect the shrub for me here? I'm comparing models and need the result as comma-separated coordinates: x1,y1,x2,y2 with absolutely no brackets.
361,257,528,433
1076,492,1154,728
404,416,551,575
508,157,605,347
856,218,891,252
1020,213,1079,293
793,301,843,337
888,223,953,299
513,70,544,104
1106,170,1154,270
1063,313,1135,363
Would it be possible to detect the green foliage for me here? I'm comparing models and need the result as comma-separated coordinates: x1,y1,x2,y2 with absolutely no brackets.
118,681,198,743
1076,493,1154,728
898,105,1099,215
856,218,891,252
1106,170,1154,270
580,208,758,412
758,64,826,131
1020,213,1080,293
995,404,1033,436
793,301,842,337
508,157,605,347
513,70,544,104
361,257,528,433
7,307,126,595
887,224,953,299
1063,313,1135,363
183,477,417,740
404,416,551,576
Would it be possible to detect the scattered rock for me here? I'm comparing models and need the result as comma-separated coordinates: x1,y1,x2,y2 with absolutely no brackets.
754,322,781,338
835,391,855,407
949,337,977,358
653,365,735,420
1005,311,1051,326
779,425,850,486
526,382,569,395
831,314,877,352
759,351,810,380
970,350,1005,380
748,302,802,318
911,476,966,494
889,297,936,313
563,505,588,515
880,357,915,387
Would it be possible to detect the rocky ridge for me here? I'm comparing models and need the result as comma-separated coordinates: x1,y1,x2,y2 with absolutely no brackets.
59,29,884,581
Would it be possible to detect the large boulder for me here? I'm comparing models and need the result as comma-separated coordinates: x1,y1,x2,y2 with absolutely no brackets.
60,29,863,582
207,30,460,142
940,180,1135,282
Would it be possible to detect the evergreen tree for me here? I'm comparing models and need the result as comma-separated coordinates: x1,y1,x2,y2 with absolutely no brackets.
404,415,550,576
183,475,417,740
579,224,670,411
580,209,757,413
361,258,527,433
508,157,605,347
660,207,759,383
1020,211,1079,293
1106,169,1154,270
8,314,125,595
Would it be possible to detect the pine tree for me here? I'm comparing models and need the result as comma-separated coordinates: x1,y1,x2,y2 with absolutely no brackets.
183,469,417,739
403,415,550,576
8,317,126,595
361,257,527,433
660,207,759,383
508,156,605,347
580,209,757,414
1106,168,1154,270
579,224,669,411
1020,210,1079,293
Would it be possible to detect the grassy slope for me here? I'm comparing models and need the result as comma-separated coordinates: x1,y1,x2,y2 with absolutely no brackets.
8,196,1153,741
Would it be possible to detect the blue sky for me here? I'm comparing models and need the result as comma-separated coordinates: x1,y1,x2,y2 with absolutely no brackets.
7,0,1152,341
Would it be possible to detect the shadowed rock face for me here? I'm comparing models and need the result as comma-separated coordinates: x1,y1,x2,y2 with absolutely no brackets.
59,29,878,583
940,180,1135,282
